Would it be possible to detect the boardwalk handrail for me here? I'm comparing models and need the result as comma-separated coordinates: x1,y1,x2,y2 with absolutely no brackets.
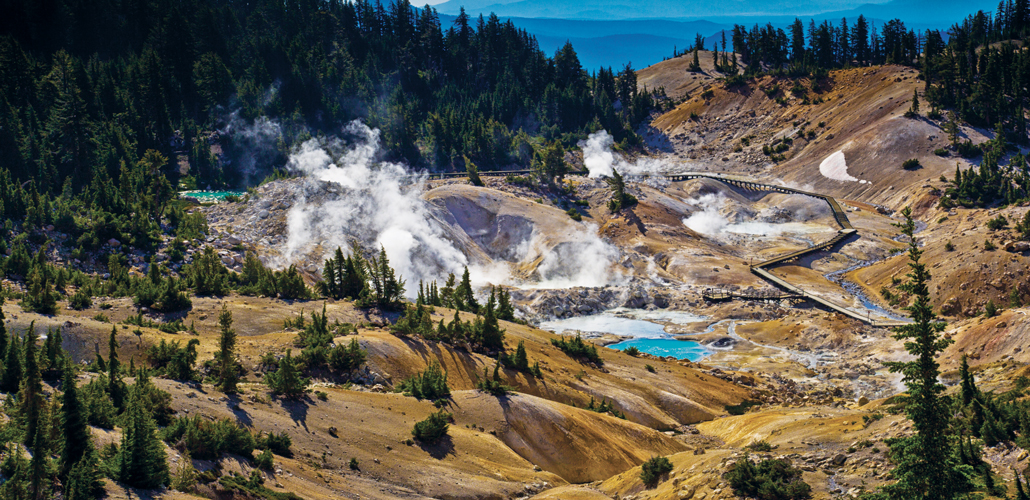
436,168,901,327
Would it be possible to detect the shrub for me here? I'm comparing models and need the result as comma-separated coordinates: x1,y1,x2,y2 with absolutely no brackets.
550,335,603,365
585,397,625,419
640,456,674,487
566,208,582,221
945,241,955,251
265,350,310,399
934,148,950,157
476,365,513,396
645,364,656,373
254,449,274,470
161,415,257,460
984,239,997,251
986,215,1008,230
349,458,359,470
984,300,999,318
396,361,450,400
147,338,199,381
726,455,811,500
726,400,761,415
901,158,921,170
624,346,641,356
746,440,773,452
412,410,451,444
69,288,93,310
259,432,293,457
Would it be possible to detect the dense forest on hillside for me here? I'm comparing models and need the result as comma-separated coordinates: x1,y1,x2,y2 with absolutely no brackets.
726,7,1029,134
0,0,655,189
0,0,661,273
700,5,1030,208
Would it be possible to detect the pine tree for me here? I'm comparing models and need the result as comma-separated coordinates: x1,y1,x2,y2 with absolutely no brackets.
118,369,169,489
513,340,529,372
107,326,125,410
60,360,91,480
465,155,483,187
909,88,920,116
265,350,309,399
171,449,198,493
959,355,977,406
0,329,20,393
216,303,238,394
65,447,103,500
477,291,504,352
0,442,30,500
457,266,479,312
1015,468,1030,500
21,322,44,449
606,167,637,212
29,419,51,500
496,286,515,322
0,295,7,376
881,207,972,499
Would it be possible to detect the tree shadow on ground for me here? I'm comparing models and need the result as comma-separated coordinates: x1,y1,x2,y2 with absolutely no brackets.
419,434,455,460
278,395,311,431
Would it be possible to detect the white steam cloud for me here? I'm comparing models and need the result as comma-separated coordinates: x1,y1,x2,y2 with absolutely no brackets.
281,121,623,296
682,192,831,237
282,122,468,293
220,112,284,186
682,193,732,235
533,224,624,288
580,130,672,179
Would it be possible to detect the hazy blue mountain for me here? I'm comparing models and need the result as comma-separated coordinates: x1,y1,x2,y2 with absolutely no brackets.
438,14,731,69
434,0,878,20
434,0,1001,69
534,34,696,70
816,0,1000,26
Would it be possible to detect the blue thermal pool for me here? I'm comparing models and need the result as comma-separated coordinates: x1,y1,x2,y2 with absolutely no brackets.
179,190,247,202
608,338,708,361
539,310,710,361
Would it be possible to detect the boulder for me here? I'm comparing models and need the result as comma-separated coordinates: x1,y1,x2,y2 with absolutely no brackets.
107,238,121,248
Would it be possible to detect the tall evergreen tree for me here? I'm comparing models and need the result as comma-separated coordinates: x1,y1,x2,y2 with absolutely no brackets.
0,296,7,376
959,354,978,406
118,370,169,489
457,266,479,312
60,359,91,480
107,326,124,410
265,350,309,399
881,207,972,499
1,330,22,393
216,303,238,394
20,322,44,448
65,448,103,500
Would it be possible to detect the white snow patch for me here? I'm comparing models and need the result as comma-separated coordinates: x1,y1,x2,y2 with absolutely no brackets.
819,150,869,184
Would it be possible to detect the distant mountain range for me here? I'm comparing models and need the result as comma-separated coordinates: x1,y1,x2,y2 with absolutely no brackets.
437,0,1000,70
434,0,872,20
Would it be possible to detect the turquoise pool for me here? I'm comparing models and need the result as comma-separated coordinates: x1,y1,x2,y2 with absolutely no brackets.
539,310,710,361
609,338,708,361
179,190,247,202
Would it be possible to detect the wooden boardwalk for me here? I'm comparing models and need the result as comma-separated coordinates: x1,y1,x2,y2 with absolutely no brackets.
430,168,908,328
673,173,907,328
702,288,802,301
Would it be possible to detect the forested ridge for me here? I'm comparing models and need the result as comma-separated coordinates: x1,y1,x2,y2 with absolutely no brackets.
0,0,655,188
710,4,1030,209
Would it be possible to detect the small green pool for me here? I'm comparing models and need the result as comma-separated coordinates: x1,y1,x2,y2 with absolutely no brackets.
179,190,247,203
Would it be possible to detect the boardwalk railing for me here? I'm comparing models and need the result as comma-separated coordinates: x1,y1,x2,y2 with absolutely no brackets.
433,168,906,327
